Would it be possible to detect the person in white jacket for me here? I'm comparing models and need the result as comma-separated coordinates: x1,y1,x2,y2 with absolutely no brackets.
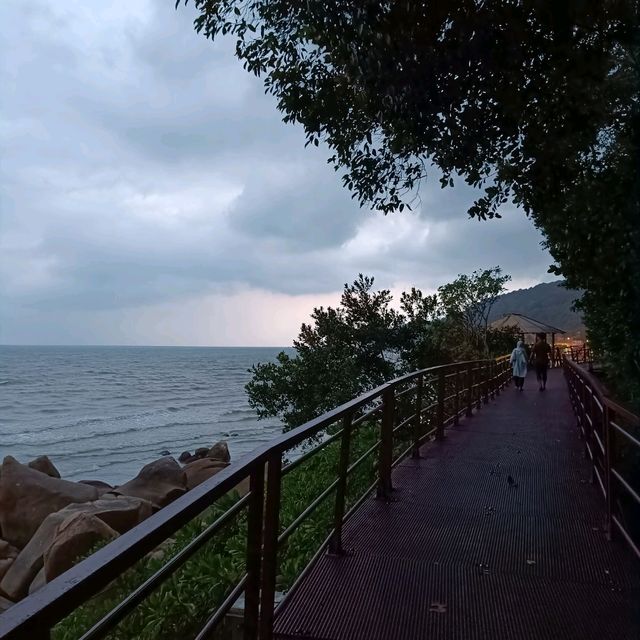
510,340,528,391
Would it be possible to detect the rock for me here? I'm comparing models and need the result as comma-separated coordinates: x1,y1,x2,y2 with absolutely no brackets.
79,480,113,497
55,495,154,534
113,457,186,508
194,447,209,459
0,510,67,600
0,558,14,584
44,512,118,582
0,456,99,548
207,441,230,463
27,455,60,479
159,450,171,457
28,567,46,595
0,595,13,613
178,451,192,463
183,459,229,491
0,540,18,583
232,476,250,498
0,494,152,601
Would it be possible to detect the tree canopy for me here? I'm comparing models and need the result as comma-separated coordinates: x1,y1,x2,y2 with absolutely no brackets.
183,0,640,400
246,270,512,429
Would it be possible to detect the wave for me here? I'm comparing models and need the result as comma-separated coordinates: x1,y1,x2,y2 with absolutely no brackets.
220,407,256,417
9,419,219,448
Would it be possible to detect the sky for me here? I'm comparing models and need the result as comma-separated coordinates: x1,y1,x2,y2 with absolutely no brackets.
0,0,555,347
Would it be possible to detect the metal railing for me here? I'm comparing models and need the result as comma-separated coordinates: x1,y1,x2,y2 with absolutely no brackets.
568,345,593,367
563,356,640,559
0,357,511,640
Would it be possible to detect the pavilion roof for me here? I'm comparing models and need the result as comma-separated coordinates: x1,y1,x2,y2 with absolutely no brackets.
489,313,566,335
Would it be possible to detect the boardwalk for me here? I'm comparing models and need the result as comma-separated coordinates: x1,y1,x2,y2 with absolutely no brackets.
274,370,640,640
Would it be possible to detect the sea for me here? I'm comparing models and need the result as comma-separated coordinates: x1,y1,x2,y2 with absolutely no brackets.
0,346,289,485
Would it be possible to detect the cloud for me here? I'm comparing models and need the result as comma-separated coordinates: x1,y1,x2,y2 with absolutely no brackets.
0,0,554,345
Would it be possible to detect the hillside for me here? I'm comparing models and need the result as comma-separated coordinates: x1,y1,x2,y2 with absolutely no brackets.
489,281,585,336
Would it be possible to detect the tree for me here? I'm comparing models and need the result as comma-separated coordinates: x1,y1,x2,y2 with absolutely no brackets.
183,0,640,401
246,275,403,429
246,270,510,429
437,267,511,355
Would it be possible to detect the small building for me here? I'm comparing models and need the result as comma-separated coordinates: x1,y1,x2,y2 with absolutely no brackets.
490,312,566,361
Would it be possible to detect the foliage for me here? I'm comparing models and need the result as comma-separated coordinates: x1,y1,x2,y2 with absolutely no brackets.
53,492,248,640
437,267,511,354
181,0,640,401
486,327,521,358
246,270,508,429
246,275,403,429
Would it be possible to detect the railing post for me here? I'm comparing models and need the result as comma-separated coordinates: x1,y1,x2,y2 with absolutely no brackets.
412,375,423,457
453,366,460,425
604,405,614,541
244,465,265,640
588,390,596,483
476,365,482,410
483,362,489,404
466,363,473,417
377,387,394,498
436,369,445,440
259,453,282,640
329,414,352,554
488,360,495,399
494,360,500,396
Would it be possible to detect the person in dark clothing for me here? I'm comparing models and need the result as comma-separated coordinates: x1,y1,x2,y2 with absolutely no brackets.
530,333,552,391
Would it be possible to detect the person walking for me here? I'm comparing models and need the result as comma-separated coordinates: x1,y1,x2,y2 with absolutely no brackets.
531,333,552,391
510,340,528,391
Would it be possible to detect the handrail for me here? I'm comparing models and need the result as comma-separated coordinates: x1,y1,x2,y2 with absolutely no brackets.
568,345,594,367
563,356,640,560
0,357,512,640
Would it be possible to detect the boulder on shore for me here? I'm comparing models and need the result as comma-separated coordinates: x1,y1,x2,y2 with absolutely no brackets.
27,455,60,479
0,595,13,613
0,540,18,583
183,458,229,491
0,456,99,548
178,451,192,463
79,480,113,497
28,567,45,596
54,495,154,534
0,510,68,600
44,512,118,582
113,457,186,508
0,495,151,601
207,441,230,463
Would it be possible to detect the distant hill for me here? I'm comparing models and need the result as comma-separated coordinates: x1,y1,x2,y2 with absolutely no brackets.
489,281,585,336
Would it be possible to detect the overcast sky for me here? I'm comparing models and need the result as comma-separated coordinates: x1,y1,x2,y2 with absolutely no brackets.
0,0,554,346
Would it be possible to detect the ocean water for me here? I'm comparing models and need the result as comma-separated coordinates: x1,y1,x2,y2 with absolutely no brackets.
0,346,288,485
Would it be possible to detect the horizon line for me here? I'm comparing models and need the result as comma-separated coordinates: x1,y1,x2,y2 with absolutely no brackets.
0,343,292,349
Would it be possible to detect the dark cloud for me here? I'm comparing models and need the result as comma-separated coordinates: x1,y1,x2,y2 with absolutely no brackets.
0,0,553,344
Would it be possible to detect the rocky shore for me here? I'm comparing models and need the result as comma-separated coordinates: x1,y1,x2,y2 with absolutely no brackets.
0,441,236,613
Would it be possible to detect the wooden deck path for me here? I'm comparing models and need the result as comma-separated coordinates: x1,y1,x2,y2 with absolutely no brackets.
274,369,640,640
